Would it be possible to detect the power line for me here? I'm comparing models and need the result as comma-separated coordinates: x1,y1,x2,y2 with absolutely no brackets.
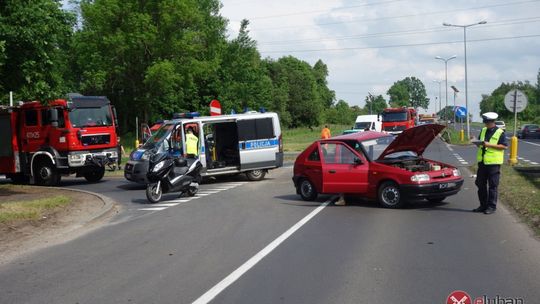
250,0,540,31
258,16,540,46
235,0,405,20
260,33,540,53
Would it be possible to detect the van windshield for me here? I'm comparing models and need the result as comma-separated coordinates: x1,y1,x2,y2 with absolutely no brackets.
142,124,174,150
354,122,371,130
382,111,407,122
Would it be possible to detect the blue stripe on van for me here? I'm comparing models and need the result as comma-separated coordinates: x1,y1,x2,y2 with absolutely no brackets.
242,138,279,150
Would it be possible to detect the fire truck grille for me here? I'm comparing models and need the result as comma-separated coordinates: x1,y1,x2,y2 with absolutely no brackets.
82,134,111,146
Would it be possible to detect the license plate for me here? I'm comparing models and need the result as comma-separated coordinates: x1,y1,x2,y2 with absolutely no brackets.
439,182,456,189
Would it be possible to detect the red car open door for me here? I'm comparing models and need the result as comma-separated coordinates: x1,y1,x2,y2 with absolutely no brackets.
320,142,369,194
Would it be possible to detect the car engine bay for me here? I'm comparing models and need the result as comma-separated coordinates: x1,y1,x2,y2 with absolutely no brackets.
380,158,448,172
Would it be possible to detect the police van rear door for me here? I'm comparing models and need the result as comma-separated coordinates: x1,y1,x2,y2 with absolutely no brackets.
237,117,279,170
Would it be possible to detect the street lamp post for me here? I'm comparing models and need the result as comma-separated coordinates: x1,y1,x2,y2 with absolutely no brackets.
433,80,442,117
435,55,456,124
443,20,487,139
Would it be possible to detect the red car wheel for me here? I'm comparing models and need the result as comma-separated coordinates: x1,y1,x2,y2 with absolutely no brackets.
378,181,405,208
299,178,318,201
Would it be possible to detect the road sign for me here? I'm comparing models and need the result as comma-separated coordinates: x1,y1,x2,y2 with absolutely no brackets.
454,106,467,118
210,99,221,116
504,89,528,113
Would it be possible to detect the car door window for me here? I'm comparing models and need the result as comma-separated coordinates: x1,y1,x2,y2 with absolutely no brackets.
321,143,358,164
307,147,320,162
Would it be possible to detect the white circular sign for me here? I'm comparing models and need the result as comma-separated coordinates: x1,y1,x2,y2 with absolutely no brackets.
504,89,528,113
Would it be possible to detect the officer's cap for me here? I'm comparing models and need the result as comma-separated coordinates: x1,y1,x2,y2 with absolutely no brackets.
482,112,498,122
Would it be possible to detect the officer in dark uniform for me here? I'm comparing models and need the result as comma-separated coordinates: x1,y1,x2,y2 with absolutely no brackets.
473,112,508,214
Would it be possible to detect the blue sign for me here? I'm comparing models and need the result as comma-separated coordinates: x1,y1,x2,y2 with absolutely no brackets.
454,106,467,118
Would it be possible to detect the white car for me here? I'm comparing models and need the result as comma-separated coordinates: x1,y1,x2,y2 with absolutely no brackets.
495,121,506,130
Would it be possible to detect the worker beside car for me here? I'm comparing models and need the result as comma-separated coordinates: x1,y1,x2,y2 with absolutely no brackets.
473,112,508,215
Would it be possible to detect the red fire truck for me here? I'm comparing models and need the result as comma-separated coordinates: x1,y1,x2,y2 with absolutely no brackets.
0,96,119,185
381,107,417,135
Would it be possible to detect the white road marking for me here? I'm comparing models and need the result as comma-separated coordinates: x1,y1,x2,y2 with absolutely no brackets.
196,193,212,196
138,207,168,211
520,140,540,147
531,162,539,165
169,199,193,203
151,203,181,207
196,191,222,194
191,198,334,304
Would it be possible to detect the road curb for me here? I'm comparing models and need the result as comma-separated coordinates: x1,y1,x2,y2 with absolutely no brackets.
47,186,119,225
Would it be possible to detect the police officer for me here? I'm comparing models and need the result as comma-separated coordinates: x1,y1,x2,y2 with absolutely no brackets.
185,127,199,158
473,112,507,214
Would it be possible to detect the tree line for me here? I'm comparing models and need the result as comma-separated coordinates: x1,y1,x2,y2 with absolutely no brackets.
1,0,437,132
479,69,540,124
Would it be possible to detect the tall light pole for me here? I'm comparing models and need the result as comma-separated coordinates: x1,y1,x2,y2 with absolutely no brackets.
433,80,442,116
451,85,459,123
435,55,456,124
443,20,487,139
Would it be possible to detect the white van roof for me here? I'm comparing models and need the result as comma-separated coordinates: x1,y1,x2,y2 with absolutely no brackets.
355,114,379,122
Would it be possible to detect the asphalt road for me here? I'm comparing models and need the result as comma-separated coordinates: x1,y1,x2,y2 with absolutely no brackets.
1,139,540,304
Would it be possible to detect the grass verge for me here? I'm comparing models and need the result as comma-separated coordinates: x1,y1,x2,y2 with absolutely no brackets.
282,124,350,152
441,128,470,145
0,194,71,224
471,164,540,235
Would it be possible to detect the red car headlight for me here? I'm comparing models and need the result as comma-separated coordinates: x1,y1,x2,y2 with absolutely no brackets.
410,174,430,182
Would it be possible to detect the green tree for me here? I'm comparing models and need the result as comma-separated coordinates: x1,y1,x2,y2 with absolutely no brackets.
387,77,429,109
73,0,227,129
312,60,335,108
217,19,273,114
364,94,388,114
0,0,76,101
387,82,409,107
264,56,324,128
479,81,537,122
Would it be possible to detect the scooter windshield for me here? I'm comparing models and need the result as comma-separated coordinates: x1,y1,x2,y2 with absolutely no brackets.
142,123,174,151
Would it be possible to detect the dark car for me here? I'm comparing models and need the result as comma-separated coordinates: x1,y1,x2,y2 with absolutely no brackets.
517,124,539,139
292,124,464,208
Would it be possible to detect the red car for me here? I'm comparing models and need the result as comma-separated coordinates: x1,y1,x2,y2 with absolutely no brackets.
292,124,464,208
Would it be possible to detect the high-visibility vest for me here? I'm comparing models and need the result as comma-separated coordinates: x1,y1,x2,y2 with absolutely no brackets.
321,128,331,139
476,127,504,164
186,133,199,156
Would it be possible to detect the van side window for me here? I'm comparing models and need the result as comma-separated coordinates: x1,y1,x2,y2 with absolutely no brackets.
307,147,320,162
25,110,38,126
238,118,275,141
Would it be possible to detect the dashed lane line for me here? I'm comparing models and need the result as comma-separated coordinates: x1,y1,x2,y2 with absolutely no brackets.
137,182,248,211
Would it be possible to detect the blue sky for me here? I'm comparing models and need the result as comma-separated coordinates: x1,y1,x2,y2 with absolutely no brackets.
221,0,540,120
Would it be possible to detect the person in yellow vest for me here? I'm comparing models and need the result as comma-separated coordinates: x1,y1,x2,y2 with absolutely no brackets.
185,127,199,158
473,112,507,214
321,125,331,139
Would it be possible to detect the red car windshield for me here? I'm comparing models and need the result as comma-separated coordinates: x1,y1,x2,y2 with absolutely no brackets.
360,136,416,161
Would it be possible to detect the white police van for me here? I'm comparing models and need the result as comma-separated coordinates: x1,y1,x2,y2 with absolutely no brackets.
124,112,283,183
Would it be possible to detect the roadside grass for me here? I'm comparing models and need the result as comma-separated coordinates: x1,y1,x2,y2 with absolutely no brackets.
0,190,71,224
471,164,540,235
282,124,350,152
441,128,470,145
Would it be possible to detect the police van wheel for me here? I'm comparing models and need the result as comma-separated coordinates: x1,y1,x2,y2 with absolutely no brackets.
34,160,60,186
83,167,105,183
299,178,318,201
246,170,266,181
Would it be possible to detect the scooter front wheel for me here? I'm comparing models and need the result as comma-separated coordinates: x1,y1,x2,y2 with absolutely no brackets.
187,186,198,197
146,183,163,203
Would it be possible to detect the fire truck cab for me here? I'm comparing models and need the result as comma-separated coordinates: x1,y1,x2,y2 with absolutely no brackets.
0,96,119,185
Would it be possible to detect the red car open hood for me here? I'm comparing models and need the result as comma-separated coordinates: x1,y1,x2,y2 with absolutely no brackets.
378,124,446,160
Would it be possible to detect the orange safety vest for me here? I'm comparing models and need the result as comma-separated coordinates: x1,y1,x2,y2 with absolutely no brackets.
321,127,331,139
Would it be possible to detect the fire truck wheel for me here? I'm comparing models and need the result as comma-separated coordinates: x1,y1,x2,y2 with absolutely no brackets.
83,167,105,183
34,160,60,186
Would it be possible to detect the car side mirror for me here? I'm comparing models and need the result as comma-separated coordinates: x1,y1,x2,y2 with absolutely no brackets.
353,157,363,165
